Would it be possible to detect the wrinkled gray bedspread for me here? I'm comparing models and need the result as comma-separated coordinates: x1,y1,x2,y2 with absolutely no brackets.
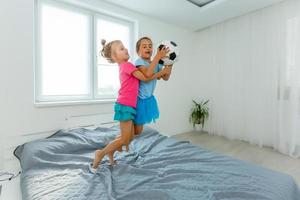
14,126,300,200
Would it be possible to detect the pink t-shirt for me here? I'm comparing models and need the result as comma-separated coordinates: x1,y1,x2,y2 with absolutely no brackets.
116,61,139,108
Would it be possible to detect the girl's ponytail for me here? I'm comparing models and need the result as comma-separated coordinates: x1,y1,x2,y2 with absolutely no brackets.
100,39,119,63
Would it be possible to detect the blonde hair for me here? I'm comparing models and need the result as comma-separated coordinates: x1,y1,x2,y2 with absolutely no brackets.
136,36,152,54
100,39,121,63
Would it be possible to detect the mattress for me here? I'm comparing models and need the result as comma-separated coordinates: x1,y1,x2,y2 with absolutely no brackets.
14,126,300,200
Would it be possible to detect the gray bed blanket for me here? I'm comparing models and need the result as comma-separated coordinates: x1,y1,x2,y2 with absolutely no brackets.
14,126,300,200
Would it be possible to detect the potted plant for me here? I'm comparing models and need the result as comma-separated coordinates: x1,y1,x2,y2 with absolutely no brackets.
189,99,209,131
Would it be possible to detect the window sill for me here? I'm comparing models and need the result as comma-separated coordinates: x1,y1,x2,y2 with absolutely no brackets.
35,99,116,107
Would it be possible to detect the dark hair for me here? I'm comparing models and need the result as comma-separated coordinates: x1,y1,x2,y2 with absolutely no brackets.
135,36,152,54
100,39,121,63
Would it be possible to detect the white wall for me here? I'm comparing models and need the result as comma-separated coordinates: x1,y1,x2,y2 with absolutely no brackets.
193,0,299,147
0,0,196,167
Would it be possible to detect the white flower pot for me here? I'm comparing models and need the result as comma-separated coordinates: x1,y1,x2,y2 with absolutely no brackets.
194,124,203,132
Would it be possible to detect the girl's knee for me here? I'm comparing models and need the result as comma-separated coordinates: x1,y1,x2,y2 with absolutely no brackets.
134,126,143,135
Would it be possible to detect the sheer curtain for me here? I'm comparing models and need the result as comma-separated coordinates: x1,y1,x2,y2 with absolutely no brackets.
195,0,300,157
277,13,300,157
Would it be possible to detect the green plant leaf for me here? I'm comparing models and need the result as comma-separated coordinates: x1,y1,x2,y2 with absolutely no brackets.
189,99,210,127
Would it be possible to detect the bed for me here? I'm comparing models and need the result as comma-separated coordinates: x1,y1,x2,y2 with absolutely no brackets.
14,126,300,200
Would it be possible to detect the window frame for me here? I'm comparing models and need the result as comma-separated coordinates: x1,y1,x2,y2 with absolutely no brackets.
34,0,137,106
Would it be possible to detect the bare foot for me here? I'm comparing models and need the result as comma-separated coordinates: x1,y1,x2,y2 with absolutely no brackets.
108,151,116,166
117,145,122,152
117,145,129,152
92,149,105,169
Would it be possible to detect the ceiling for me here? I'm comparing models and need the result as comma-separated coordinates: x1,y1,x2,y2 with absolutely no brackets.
101,0,285,31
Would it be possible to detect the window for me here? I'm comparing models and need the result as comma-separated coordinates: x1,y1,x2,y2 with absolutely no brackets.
96,17,133,98
35,0,135,104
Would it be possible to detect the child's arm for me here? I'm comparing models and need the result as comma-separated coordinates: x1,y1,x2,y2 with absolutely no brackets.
139,47,169,78
132,68,167,82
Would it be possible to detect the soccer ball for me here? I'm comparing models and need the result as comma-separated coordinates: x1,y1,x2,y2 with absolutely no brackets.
157,40,179,66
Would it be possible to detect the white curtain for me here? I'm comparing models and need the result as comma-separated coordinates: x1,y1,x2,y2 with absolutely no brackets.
277,12,300,156
195,0,300,157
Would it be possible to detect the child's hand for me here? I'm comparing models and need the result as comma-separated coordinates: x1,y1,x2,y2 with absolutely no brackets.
163,65,172,75
161,66,170,76
155,46,170,59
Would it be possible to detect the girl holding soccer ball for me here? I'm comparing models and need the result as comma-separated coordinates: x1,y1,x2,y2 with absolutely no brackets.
133,37,174,135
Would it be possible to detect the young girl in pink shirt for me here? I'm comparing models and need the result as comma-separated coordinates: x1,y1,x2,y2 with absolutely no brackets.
90,40,168,171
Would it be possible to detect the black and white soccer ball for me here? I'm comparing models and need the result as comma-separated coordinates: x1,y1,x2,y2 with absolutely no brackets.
157,40,179,66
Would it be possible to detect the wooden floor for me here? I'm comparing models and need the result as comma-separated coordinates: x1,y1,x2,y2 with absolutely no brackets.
172,131,300,186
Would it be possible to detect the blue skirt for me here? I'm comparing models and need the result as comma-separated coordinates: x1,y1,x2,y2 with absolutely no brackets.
114,103,136,121
133,95,159,125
